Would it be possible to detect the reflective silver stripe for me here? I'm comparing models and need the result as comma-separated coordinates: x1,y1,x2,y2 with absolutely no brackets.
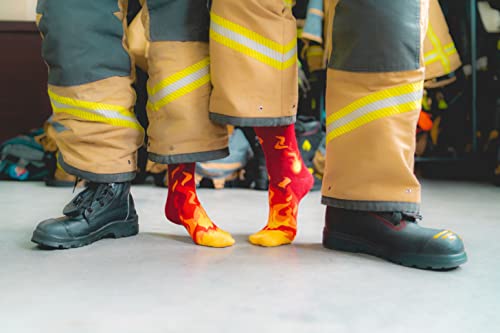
148,66,209,104
51,100,139,124
210,21,296,63
425,52,439,63
327,90,423,134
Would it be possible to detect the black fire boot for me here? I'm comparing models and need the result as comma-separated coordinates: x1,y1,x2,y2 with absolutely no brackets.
32,182,139,249
323,207,467,270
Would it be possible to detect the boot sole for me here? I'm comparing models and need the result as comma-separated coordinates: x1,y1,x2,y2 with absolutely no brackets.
323,231,467,270
31,216,139,250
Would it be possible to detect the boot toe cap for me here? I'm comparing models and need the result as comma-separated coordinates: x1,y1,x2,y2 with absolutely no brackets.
35,218,72,240
422,230,465,255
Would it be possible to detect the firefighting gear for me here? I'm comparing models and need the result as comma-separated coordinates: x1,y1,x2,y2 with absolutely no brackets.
208,0,298,127
323,207,467,270
31,182,139,249
424,0,462,88
165,163,235,248
249,125,314,247
36,0,229,183
321,0,426,213
299,0,461,85
301,0,324,45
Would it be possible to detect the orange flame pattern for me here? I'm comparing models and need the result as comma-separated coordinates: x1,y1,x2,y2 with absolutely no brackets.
165,164,235,248
249,132,313,247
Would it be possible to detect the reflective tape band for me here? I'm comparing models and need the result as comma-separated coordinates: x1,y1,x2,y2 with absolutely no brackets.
326,82,423,142
427,24,451,73
48,90,143,132
210,12,297,70
147,58,211,111
148,58,210,97
424,51,440,65
425,43,457,66
444,42,457,56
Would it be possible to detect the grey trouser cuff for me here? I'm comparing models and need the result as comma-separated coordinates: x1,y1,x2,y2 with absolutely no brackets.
58,154,136,183
148,147,229,164
322,196,420,214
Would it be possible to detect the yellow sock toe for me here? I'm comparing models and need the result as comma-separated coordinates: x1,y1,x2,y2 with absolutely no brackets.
248,230,293,247
197,229,235,248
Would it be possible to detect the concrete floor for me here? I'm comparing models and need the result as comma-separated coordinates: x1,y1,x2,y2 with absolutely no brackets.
0,180,499,333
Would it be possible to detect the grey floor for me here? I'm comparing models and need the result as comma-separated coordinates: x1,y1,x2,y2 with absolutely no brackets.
0,180,499,333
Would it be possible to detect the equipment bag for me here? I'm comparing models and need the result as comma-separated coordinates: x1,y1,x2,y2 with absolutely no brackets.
0,129,48,181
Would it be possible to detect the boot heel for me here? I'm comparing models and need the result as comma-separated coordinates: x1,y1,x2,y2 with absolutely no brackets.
109,216,139,239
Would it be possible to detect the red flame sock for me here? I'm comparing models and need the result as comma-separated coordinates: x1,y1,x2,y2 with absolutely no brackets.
165,163,234,248
249,125,314,246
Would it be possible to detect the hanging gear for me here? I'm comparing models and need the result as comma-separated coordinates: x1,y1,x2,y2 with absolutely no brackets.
32,182,139,249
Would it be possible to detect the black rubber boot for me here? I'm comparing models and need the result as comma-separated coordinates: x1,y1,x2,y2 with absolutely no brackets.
323,207,467,270
32,182,139,249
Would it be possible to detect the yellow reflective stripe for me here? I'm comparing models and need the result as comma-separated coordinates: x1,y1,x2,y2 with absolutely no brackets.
211,31,296,70
424,51,440,65
427,24,451,73
52,107,143,132
147,58,211,110
442,232,456,240
326,82,423,142
444,42,457,56
48,90,143,132
211,13,296,54
48,90,133,117
433,230,449,239
326,82,422,126
147,74,210,111
210,12,297,70
147,57,210,97
326,100,421,142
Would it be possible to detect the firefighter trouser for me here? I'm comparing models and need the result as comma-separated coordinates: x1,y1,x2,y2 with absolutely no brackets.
319,0,430,213
36,0,228,182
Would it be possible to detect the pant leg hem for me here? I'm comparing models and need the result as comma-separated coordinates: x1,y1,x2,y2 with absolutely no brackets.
210,112,296,127
321,196,420,214
58,154,136,183
148,148,229,164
